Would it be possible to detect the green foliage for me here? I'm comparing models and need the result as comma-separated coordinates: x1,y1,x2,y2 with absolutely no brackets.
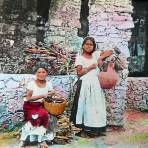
60,58,75,75
140,120,148,126
139,107,148,113
129,133,148,143
0,121,23,133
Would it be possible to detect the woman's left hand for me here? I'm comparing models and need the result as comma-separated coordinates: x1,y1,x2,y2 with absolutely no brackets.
47,90,55,97
98,57,104,67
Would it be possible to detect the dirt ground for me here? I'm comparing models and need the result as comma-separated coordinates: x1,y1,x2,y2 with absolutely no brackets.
0,109,148,148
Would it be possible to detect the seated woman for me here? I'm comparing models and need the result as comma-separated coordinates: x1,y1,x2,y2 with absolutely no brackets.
20,65,55,148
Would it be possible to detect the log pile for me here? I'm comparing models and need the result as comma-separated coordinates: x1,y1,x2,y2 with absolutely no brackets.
47,88,80,145
25,43,77,75
53,106,81,145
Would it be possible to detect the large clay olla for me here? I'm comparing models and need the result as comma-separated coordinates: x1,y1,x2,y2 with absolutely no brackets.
98,62,119,89
98,71,119,89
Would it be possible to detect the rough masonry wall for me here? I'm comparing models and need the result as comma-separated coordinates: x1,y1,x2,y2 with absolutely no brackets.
0,0,135,73
0,0,37,73
44,0,134,57
1,0,147,131
88,0,135,126
44,0,82,51
127,77,148,111
89,0,134,57
0,74,147,131
0,0,82,74
0,74,75,131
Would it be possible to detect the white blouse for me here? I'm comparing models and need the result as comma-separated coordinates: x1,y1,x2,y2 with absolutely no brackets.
75,50,101,68
24,81,53,102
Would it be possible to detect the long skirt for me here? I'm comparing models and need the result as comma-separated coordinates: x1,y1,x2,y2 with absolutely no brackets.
23,102,48,128
70,71,106,134
20,101,54,142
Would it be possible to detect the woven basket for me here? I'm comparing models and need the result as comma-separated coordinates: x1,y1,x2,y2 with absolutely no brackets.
43,98,67,116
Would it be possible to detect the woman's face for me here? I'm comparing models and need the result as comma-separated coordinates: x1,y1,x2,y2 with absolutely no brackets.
36,68,48,80
82,40,94,53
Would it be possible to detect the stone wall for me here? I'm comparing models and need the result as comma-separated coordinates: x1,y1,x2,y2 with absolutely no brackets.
0,0,147,131
44,0,83,51
45,0,134,57
89,0,134,58
0,74,147,132
0,0,134,73
0,0,37,73
127,77,148,111
0,74,75,131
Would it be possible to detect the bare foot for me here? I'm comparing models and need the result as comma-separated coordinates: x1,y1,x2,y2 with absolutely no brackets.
40,141,48,148
19,141,25,148
80,131,92,138
75,131,98,138
75,131,90,138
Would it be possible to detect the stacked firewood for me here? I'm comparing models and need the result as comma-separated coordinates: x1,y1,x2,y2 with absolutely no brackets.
16,108,80,145
53,106,81,144
46,88,80,144
25,43,77,75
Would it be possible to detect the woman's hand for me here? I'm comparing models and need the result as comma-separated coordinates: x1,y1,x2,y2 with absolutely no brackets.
47,90,55,97
26,90,47,101
76,63,97,77
98,57,104,67
100,50,114,59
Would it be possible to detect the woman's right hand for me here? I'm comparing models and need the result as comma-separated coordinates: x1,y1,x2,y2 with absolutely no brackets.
77,64,97,77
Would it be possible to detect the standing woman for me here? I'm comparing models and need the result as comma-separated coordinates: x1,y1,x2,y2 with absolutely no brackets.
70,36,106,137
20,66,55,148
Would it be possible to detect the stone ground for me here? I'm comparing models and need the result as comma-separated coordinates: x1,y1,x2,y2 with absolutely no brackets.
0,109,148,148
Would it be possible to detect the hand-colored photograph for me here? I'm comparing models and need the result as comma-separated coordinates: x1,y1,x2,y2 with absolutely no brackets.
0,0,147,148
